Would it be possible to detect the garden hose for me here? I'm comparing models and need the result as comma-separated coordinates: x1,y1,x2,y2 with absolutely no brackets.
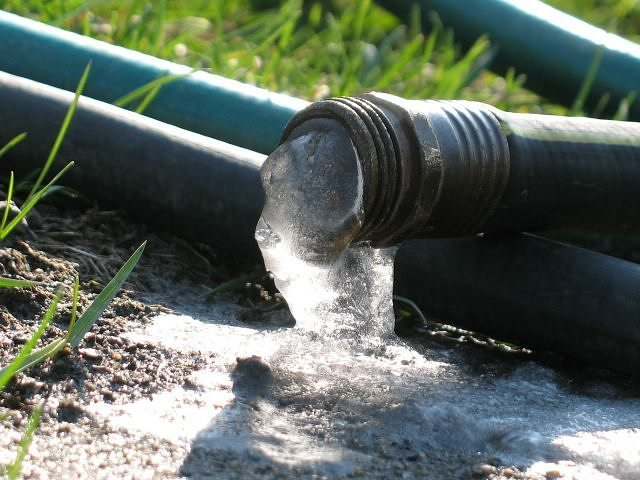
278,93,640,247
0,71,265,263
395,234,640,376
376,0,640,119
0,10,307,155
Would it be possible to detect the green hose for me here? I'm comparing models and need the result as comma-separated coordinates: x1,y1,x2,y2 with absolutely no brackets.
375,0,640,118
0,10,307,154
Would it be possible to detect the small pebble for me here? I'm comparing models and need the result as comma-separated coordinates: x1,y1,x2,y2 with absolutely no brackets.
57,423,72,434
111,352,122,361
473,464,497,476
502,467,515,478
79,347,102,360
58,397,80,409
92,364,113,374
101,388,116,401
108,336,124,347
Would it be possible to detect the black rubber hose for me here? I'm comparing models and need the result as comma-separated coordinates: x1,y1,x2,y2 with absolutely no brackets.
0,71,265,264
394,234,640,376
484,109,640,233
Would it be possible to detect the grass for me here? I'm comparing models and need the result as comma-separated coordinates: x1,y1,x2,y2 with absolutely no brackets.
0,60,145,477
0,241,146,386
25,63,89,200
0,0,524,107
547,0,640,41
0,240,144,479
4,406,41,480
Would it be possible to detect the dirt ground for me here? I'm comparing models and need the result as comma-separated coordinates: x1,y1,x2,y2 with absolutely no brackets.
0,202,289,479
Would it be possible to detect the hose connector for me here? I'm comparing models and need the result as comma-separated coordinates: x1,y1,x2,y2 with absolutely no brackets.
279,92,511,247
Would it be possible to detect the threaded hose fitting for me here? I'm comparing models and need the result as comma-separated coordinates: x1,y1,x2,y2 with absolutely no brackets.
280,93,511,246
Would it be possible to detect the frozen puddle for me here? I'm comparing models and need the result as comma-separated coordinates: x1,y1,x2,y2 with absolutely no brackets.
84,309,640,479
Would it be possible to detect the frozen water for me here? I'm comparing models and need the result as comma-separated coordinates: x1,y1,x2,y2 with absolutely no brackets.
256,123,397,340
256,217,396,339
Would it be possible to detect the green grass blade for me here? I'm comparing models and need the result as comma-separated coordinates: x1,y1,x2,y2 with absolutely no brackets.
571,46,604,116
1,171,15,231
150,0,167,56
1,339,68,383
374,32,425,90
1,162,74,240
393,295,428,324
6,406,42,480
26,62,90,201
613,91,637,121
40,184,81,200
0,288,63,390
68,241,146,348
68,274,80,332
51,0,107,27
135,84,162,114
0,133,27,160
114,73,191,109
0,277,36,288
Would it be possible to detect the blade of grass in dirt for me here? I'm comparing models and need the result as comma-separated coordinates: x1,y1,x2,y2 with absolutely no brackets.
0,277,36,288
13,178,80,199
0,133,27,161
0,257,127,381
1,171,15,231
0,161,74,240
0,288,63,390
5,406,42,480
40,184,81,200
1,338,68,383
68,241,146,348
26,62,90,201
68,274,80,332
113,72,191,110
